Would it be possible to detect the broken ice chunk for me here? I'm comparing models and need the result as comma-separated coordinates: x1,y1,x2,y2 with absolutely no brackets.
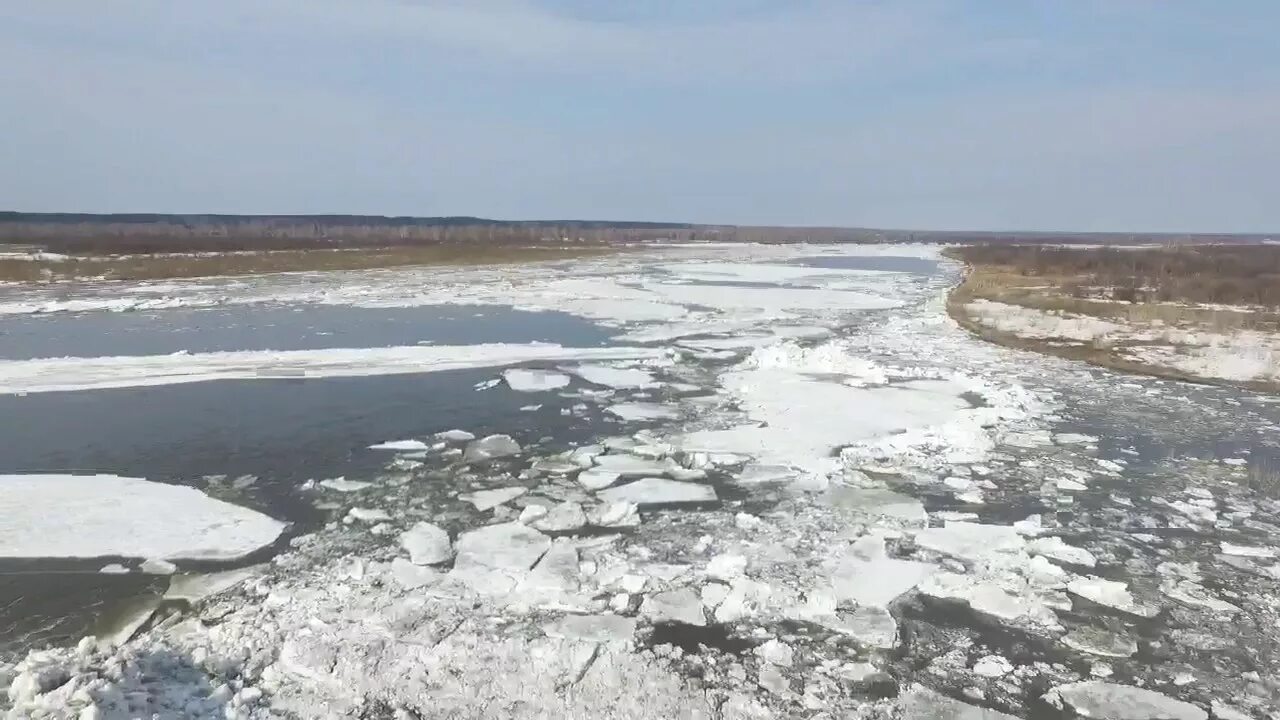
346,507,392,523
503,368,571,392
399,522,453,565
900,685,1021,720
1220,542,1276,559
1046,681,1206,720
597,478,717,507
567,364,658,389
436,429,476,442
1028,536,1097,568
463,434,522,463
587,502,641,528
459,486,527,511
541,614,637,644
1062,627,1139,658
640,587,706,626
368,439,429,451
140,558,177,575
1066,577,1159,618
606,402,678,422
578,469,623,490
530,501,587,532
755,639,794,667
452,522,551,575
319,477,373,493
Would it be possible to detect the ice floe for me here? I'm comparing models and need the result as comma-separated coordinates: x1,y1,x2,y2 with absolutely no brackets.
596,478,718,507
502,368,571,392
463,434,522,463
0,473,285,562
1046,681,1207,720
0,343,665,394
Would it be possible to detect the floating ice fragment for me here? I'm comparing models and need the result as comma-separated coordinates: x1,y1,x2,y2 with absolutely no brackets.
588,502,641,528
140,558,177,575
399,522,453,565
530,501,587,532
437,429,476,442
1046,681,1206,720
452,523,551,575
99,563,129,574
541,614,637,644
164,566,260,604
463,434,522,463
1062,627,1139,658
1210,701,1257,720
388,557,438,589
368,438,427,448
368,439,429,451
900,684,1021,720
972,655,1013,678
755,639,794,667
914,522,1025,563
319,477,373,493
597,478,717,507
1067,577,1159,618
606,402,679,422
503,368,571,392
1054,433,1099,445
592,454,683,478
1220,542,1276,558
1028,537,1097,568
830,538,935,608
578,469,623,490
346,507,392,523
641,588,705,626
567,365,659,389
459,486,527,511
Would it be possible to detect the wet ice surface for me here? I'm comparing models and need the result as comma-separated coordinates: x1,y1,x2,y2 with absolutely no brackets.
3,244,1280,719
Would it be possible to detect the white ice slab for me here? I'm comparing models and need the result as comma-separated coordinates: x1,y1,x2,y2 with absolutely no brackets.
596,478,717,506
0,343,664,394
502,368,571,392
368,440,429,452
566,365,659,389
607,402,679,422
0,474,285,562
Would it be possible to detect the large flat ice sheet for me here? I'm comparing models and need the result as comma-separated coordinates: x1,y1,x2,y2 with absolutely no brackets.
0,343,663,394
0,473,286,562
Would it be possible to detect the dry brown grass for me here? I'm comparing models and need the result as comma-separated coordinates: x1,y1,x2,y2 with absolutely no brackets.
0,244,616,283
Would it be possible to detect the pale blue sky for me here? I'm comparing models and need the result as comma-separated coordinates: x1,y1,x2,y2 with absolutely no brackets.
1,1,1277,231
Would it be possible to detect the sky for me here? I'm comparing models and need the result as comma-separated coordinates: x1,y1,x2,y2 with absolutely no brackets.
1,1,1277,232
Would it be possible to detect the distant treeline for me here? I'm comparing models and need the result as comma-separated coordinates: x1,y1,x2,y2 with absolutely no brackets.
952,243,1280,307
0,212,1273,255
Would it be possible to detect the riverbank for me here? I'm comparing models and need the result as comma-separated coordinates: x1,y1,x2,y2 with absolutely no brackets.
0,244,616,283
945,245,1280,393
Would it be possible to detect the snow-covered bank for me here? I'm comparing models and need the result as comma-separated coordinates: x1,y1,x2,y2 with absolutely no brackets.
0,343,664,394
0,474,284,562
963,298,1280,385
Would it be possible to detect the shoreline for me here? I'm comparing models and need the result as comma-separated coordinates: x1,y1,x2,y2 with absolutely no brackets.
945,256,1280,395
